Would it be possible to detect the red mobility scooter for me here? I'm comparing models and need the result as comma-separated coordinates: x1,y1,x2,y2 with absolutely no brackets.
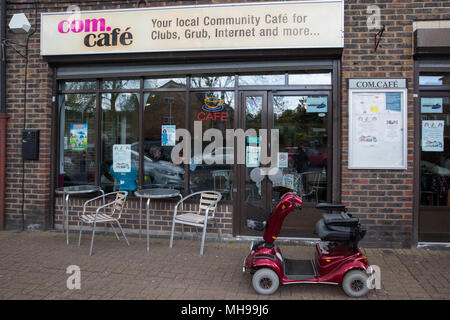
243,193,371,297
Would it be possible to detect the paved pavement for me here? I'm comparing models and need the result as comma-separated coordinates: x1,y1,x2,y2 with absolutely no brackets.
0,230,449,300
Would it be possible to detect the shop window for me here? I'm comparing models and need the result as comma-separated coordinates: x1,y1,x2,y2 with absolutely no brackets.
144,77,186,89
59,93,97,187
190,75,235,88
238,74,285,86
100,93,140,193
289,72,332,85
143,92,186,191
189,91,235,200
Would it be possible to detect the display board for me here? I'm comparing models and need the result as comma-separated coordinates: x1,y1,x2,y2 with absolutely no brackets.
348,79,407,169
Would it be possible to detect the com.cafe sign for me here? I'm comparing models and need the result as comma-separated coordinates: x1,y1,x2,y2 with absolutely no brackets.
197,97,228,121
40,1,344,55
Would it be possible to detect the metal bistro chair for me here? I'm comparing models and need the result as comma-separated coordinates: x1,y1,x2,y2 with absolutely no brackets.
78,191,129,256
169,191,222,255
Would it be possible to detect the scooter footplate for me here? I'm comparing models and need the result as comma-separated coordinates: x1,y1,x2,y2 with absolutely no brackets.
284,259,315,280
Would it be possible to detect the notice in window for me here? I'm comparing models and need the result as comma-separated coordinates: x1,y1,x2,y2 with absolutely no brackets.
421,98,443,114
422,120,444,152
69,124,88,151
113,144,131,172
162,125,176,146
278,152,289,168
246,146,260,167
306,97,327,113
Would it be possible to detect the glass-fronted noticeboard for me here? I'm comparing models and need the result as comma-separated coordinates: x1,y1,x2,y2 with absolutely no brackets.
348,79,408,169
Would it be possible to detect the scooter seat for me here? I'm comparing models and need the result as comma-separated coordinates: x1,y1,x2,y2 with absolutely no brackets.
315,218,352,241
316,203,347,212
322,213,359,228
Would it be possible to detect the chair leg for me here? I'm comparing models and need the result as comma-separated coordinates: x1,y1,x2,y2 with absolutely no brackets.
169,219,176,248
116,221,130,246
78,221,83,246
200,226,207,255
181,224,184,240
89,221,97,256
109,222,120,240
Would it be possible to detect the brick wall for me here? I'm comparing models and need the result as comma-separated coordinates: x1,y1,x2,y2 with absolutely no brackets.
341,0,450,247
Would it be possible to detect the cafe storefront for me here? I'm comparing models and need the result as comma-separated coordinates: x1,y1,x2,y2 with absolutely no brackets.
3,0,450,248
44,1,343,239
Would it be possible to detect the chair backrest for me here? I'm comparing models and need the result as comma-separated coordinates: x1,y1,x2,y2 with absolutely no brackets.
111,191,127,218
198,192,221,217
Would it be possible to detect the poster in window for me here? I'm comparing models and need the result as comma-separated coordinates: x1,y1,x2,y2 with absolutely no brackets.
422,120,444,152
278,152,289,168
306,97,327,113
161,125,176,146
421,98,443,114
246,146,260,167
113,144,131,172
69,124,88,151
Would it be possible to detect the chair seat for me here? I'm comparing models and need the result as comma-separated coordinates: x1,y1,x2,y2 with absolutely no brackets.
80,213,117,224
175,213,208,224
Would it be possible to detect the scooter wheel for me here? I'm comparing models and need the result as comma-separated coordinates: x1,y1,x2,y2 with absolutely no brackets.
342,269,370,298
252,268,279,295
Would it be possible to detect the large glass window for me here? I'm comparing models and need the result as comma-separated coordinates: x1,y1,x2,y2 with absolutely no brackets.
189,91,235,200
59,93,96,186
100,92,139,193
142,91,186,191
58,72,332,201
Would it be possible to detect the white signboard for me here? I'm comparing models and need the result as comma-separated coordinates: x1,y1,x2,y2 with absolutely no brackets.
41,1,344,55
348,80,407,169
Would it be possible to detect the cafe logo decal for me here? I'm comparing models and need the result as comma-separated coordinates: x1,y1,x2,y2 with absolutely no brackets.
197,97,228,121
57,18,133,48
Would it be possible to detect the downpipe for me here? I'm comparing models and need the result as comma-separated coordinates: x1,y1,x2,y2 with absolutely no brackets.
0,0,7,230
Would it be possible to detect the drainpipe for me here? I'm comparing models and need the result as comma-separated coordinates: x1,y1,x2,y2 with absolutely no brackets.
0,0,7,230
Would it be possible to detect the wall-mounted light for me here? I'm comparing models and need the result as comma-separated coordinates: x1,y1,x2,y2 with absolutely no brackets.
8,13,31,34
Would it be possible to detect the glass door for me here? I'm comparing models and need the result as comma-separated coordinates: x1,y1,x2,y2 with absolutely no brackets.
419,93,450,242
237,91,332,237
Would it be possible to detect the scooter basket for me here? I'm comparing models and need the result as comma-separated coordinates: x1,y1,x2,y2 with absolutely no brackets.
245,203,272,231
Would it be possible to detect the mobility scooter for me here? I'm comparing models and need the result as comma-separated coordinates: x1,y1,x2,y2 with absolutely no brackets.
243,193,371,297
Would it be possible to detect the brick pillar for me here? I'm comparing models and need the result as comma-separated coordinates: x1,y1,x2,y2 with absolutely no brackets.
0,113,8,230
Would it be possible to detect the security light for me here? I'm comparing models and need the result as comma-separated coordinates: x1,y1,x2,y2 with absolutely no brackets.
8,13,31,34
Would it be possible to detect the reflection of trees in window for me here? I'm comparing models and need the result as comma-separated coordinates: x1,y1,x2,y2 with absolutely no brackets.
65,93,96,115
61,81,96,91
102,79,140,90
246,96,262,130
273,96,327,147
191,75,235,88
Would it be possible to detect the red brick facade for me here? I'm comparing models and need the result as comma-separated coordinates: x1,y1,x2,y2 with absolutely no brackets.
2,0,450,247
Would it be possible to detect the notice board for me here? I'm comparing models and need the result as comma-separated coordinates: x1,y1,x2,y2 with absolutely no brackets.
348,79,407,169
